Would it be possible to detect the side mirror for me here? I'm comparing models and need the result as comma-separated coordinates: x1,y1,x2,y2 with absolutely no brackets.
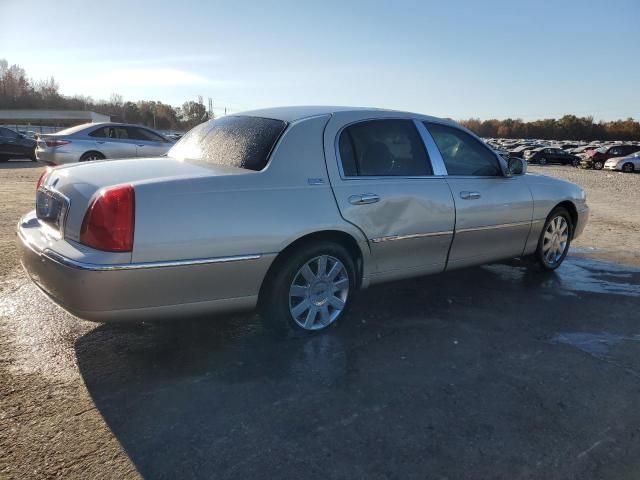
507,157,527,176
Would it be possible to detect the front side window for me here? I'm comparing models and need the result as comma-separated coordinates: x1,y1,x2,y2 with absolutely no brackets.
424,122,502,176
338,119,432,176
168,115,287,171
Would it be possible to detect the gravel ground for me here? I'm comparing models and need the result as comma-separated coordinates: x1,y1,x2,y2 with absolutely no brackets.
1,160,639,479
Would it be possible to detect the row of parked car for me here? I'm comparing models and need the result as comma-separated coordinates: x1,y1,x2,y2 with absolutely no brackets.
0,122,177,164
487,138,640,173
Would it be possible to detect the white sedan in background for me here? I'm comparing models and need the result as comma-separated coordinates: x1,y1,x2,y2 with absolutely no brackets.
35,122,174,165
604,152,640,173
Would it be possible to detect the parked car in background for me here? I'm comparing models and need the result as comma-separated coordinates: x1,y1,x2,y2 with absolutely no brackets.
508,145,538,158
604,152,640,173
0,126,37,161
570,145,599,156
524,147,580,166
19,106,588,333
35,122,174,165
580,144,640,170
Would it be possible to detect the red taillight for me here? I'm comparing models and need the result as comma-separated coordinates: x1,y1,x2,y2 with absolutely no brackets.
36,167,52,192
80,185,135,252
45,139,71,148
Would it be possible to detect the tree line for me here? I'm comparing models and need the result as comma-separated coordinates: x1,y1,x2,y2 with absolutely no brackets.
460,115,640,141
0,59,209,131
2,58,639,139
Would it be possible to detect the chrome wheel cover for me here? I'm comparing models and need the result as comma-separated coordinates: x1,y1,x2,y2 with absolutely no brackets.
288,255,349,331
542,216,569,266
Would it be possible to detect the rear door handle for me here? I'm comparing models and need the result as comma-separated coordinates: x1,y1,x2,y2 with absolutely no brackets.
137,144,145,147
460,191,481,200
349,193,380,205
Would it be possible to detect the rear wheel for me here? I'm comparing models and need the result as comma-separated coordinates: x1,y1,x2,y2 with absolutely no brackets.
593,160,604,170
622,162,634,173
259,241,355,335
538,157,547,165
535,207,573,271
571,158,580,167
79,151,105,162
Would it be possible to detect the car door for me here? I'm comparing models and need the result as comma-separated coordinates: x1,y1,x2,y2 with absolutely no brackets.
88,126,137,159
553,148,566,164
126,127,171,157
323,115,455,281
423,121,533,270
0,127,22,156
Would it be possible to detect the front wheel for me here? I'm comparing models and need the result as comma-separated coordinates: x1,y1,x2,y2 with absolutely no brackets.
593,160,604,170
622,162,634,173
259,242,356,334
538,157,547,166
535,208,573,271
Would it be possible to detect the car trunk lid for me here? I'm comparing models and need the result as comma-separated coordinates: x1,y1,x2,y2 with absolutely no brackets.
39,156,252,243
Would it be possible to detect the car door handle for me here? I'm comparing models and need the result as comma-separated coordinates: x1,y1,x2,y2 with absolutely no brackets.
460,191,481,200
96,141,105,144
137,144,145,147
349,194,380,205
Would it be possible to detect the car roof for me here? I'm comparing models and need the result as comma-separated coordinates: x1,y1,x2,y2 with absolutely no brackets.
235,105,448,123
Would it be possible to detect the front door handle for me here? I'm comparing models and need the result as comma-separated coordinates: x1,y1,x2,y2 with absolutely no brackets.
460,191,481,200
349,193,380,205
137,144,145,147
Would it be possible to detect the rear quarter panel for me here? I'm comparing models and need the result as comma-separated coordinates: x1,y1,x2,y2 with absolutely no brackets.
132,115,370,269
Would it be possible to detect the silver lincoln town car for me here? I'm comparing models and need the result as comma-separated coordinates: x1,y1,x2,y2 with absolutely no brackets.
18,106,589,333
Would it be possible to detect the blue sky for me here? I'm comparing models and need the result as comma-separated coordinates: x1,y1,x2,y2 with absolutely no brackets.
1,0,638,120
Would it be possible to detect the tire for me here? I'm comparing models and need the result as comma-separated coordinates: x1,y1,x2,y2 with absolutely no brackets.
79,151,105,162
538,157,547,166
259,241,356,335
593,160,604,170
622,162,634,173
535,207,573,271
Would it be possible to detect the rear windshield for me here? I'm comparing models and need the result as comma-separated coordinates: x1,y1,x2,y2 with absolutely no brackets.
54,123,94,135
168,116,288,171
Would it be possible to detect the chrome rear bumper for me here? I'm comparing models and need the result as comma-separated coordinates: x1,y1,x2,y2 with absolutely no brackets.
18,213,274,322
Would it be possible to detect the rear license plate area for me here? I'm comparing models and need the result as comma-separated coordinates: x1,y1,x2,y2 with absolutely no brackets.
36,189,68,234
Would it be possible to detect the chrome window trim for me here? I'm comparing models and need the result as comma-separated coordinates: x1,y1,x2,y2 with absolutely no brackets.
413,120,448,175
371,230,453,243
334,117,443,180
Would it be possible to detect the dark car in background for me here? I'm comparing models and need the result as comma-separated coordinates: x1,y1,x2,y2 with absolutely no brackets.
525,147,581,166
0,127,37,161
580,144,640,170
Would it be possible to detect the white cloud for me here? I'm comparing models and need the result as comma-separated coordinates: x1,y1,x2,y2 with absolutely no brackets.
100,68,211,87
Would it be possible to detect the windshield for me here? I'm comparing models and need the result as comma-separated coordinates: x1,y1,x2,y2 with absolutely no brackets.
168,116,288,171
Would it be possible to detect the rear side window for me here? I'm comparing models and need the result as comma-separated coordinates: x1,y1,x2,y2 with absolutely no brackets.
168,116,287,171
338,119,432,176
90,127,129,139
425,122,502,176
127,127,166,142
